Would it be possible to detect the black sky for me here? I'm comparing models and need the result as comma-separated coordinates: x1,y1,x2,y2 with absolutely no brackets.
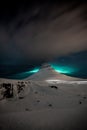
0,1,87,78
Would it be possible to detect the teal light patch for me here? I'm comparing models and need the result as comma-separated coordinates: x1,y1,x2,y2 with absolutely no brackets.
10,68,40,79
29,68,39,73
51,64,75,74
20,68,39,78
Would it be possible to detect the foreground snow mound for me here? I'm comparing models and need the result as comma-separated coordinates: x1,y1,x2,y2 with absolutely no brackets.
0,80,30,100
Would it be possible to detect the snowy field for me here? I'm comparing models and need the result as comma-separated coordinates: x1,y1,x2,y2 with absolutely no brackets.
0,78,87,130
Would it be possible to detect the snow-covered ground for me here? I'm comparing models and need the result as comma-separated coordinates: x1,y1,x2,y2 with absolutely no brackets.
0,78,87,130
0,65,87,130
46,79,87,84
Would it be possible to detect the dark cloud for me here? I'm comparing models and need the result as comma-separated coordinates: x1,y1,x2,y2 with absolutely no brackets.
0,1,87,75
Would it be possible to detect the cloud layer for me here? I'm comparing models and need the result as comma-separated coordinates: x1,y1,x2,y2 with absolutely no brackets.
0,1,87,66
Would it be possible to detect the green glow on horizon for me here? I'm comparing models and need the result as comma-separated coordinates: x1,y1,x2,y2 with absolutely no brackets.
8,64,78,79
29,68,39,73
51,64,75,74
13,68,40,79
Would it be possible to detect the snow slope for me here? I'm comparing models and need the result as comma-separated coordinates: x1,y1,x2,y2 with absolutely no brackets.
0,79,87,130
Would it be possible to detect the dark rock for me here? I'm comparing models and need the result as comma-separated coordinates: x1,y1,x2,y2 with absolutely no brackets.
49,86,58,89
37,100,40,102
25,108,32,111
35,91,38,94
79,101,82,104
19,97,24,99
3,83,13,98
48,104,52,107
83,96,87,99
25,108,29,111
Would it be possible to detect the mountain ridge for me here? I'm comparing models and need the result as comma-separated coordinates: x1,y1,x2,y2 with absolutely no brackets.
26,63,84,81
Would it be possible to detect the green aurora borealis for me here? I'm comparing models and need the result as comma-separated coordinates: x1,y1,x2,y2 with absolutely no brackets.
6,64,77,79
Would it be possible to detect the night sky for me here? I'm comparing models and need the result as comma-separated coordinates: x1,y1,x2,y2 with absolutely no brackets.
0,1,87,79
